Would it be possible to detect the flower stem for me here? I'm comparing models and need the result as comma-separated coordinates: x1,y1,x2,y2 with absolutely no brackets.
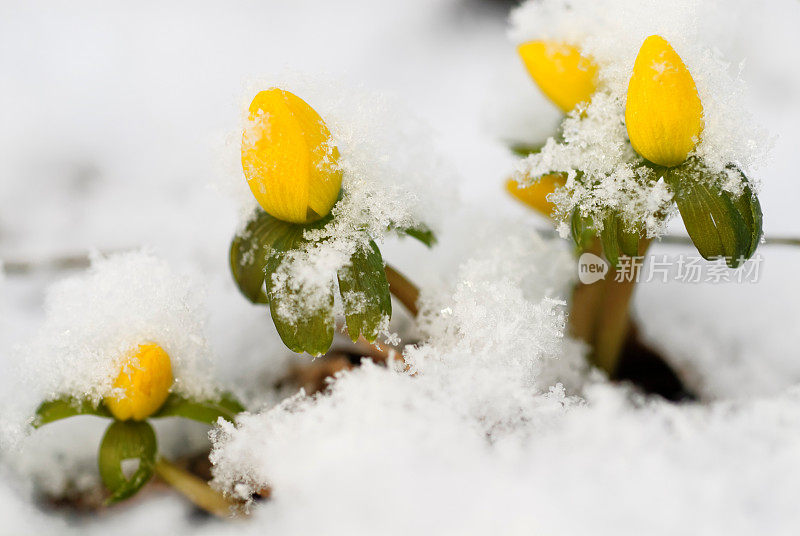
384,264,420,317
568,240,606,345
590,239,651,376
590,273,637,376
353,335,400,363
153,457,238,518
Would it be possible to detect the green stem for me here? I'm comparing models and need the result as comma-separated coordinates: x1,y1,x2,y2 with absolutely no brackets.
590,239,651,377
568,239,606,345
590,274,637,376
384,264,420,317
153,457,238,518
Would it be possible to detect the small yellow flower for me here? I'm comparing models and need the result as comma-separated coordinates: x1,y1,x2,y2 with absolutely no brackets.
104,343,173,421
241,89,343,224
625,35,704,167
506,173,566,217
517,41,598,113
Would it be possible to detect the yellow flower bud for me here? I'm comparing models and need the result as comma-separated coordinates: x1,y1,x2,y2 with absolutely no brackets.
241,89,343,224
506,173,566,217
517,41,598,113
104,343,173,421
625,35,704,167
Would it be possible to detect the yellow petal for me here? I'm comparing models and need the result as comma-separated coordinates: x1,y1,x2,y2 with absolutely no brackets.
517,41,597,113
625,35,704,167
241,89,343,224
506,173,566,217
104,343,173,421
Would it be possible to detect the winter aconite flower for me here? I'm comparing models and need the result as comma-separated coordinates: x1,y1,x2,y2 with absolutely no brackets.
625,35,704,167
231,86,438,357
517,41,597,113
506,173,565,217
104,343,174,421
241,88,343,224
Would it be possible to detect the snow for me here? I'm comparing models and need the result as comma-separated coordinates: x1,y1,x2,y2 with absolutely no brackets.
209,381,800,536
1,0,800,534
212,226,582,503
3,251,219,447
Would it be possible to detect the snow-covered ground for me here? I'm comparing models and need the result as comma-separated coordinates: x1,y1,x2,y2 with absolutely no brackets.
1,0,800,534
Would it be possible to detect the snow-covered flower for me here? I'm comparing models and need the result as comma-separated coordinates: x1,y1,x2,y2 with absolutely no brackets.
229,81,449,356
16,251,218,408
517,41,598,113
509,1,763,268
104,343,174,421
241,88,343,224
625,35,704,167
11,251,244,507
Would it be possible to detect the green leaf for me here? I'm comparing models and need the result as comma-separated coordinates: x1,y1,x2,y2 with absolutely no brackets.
570,208,595,251
338,241,392,343
599,213,639,266
726,167,763,260
151,393,245,425
509,142,547,157
229,208,339,354
230,209,335,304
600,214,621,267
267,257,335,356
617,221,640,258
229,210,284,304
231,207,339,355
265,227,335,356
667,163,752,268
98,420,157,504
33,397,111,428
393,224,436,248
